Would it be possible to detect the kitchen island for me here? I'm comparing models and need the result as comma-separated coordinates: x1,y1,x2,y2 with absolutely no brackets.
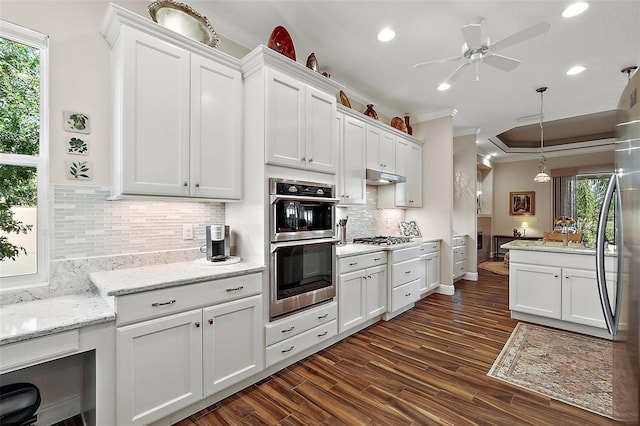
502,240,617,339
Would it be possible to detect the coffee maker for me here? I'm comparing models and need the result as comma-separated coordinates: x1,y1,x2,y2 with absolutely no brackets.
205,224,230,262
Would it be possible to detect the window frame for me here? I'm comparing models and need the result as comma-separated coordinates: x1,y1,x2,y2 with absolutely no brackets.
0,20,50,291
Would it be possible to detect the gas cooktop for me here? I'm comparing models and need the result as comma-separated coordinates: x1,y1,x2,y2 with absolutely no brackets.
352,236,413,245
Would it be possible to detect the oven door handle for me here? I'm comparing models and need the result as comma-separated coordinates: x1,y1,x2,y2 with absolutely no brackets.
271,238,339,253
270,194,341,204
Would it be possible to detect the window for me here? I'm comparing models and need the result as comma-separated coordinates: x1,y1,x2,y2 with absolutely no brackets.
553,169,614,248
0,20,49,290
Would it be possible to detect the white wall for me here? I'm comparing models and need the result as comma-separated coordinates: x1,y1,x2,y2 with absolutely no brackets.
453,133,477,275
492,150,614,238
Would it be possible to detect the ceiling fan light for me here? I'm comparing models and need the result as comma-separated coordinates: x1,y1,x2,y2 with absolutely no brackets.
562,2,589,18
437,82,451,91
566,65,586,75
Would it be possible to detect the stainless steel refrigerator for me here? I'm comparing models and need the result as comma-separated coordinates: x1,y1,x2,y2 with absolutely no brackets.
597,68,639,423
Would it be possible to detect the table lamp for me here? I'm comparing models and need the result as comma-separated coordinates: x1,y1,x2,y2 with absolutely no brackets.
521,221,528,236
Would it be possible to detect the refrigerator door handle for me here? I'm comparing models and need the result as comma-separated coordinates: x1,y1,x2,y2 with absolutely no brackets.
596,173,618,335
612,175,624,334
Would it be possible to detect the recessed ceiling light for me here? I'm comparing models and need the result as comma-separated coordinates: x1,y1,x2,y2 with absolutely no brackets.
437,82,451,91
566,65,586,75
490,152,498,157
562,2,589,18
377,28,395,42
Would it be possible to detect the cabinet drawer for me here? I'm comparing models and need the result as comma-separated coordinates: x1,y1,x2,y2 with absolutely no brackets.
265,301,337,346
418,241,440,255
116,273,262,326
0,330,79,374
454,260,467,277
452,236,466,246
266,320,337,367
390,279,420,312
338,251,386,273
453,246,467,262
391,246,421,263
391,258,421,288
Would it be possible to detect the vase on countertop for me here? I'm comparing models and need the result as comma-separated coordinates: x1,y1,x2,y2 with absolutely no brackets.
364,104,378,120
404,114,413,135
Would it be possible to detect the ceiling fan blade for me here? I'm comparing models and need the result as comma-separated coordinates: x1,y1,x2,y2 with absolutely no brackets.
483,53,521,71
413,55,463,69
491,21,551,51
461,23,482,49
443,61,471,84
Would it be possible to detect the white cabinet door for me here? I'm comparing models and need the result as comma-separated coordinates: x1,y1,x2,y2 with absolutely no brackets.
306,86,337,173
561,268,615,328
121,28,190,196
338,270,366,332
365,265,387,318
394,138,409,206
509,263,562,319
265,69,305,168
421,252,440,295
405,142,422,207
366,125,384,171
190,53,242,199
381,131,396,174
340,115,367,205
116,309,202,425
202,295,263,397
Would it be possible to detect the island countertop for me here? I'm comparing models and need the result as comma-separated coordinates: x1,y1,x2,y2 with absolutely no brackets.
501,240,616,256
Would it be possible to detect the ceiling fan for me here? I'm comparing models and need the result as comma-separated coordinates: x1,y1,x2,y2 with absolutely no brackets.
414,19,551,88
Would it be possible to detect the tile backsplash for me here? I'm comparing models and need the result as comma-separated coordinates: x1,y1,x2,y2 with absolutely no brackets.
52,186,224,259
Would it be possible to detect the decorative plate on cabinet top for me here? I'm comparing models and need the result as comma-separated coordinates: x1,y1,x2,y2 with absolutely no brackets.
148,0,221,48
339,90,351,108
268,26,296,61
391,117,408,133
306,53,319,72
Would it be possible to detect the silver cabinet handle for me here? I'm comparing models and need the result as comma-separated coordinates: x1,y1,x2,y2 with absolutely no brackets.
281,346,295,353
226,286,244,292
318,313,328,319
317,331,328,337
405,293,411,297
208,319,213,325
368,275,372,279
282,326,295,333
374,258,381,261
349,262,358,266
405,270,411,274
195,322,200,328
152,299,176,307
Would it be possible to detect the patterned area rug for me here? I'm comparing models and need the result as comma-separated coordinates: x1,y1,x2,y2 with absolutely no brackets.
478,260,509,276
488,322,613,418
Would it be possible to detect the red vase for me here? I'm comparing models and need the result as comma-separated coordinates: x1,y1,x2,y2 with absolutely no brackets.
404,115,413,135
364,104,378,120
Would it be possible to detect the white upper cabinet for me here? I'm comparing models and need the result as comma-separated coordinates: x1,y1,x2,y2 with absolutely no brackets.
102,5,242,199
379,136,423,208
265,68,337,174
339,113,367,205
366,125,396,174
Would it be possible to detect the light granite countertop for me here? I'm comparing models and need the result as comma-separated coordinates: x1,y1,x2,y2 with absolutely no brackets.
501,240,616,256
90,259,266,296
0,293,115,345
336,238,440,258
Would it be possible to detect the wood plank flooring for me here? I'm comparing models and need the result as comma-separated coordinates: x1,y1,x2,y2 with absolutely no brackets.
175,268,616,426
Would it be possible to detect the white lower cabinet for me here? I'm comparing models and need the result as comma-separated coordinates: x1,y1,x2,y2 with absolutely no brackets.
418,241,441,296
561,268,616,328
265,301,337,367
509,263,562,319
115,275,263,425
387,246,422,317
452,235,467,280
338,251,387,333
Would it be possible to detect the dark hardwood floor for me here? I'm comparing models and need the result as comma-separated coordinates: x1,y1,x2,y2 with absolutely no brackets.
175,269,616,426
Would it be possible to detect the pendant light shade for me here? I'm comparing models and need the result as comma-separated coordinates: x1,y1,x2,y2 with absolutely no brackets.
534,87,551,183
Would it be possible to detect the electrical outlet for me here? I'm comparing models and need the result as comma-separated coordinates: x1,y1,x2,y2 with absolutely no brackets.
182,224,193,240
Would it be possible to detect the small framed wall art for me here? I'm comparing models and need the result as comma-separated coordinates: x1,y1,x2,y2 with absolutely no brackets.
509,191,535,216
66,159,92,180
63,111,90,134
67,137,89,155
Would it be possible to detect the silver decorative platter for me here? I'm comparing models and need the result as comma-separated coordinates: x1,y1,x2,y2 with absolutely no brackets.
148,0,220,48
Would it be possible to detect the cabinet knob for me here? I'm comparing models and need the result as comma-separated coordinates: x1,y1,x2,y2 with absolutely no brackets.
301,157,306,162
405,293,411,297
208,319,213,325
195,183,200,188
183,181,188,187
554,274,559,278
345,195,350,198
195,322,200,328
308,158,313,163
374,258,381,261
368,275,372,279
405,270,411,274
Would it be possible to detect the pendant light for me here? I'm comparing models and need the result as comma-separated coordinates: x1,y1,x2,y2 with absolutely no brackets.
533,86,551,183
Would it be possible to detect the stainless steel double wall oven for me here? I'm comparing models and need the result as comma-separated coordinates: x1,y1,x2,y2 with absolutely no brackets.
269,178,339,320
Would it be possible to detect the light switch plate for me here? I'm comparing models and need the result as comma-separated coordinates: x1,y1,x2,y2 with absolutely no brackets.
182,224,194,240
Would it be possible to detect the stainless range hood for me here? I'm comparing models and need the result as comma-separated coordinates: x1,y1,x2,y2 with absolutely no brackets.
365,168,407,185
